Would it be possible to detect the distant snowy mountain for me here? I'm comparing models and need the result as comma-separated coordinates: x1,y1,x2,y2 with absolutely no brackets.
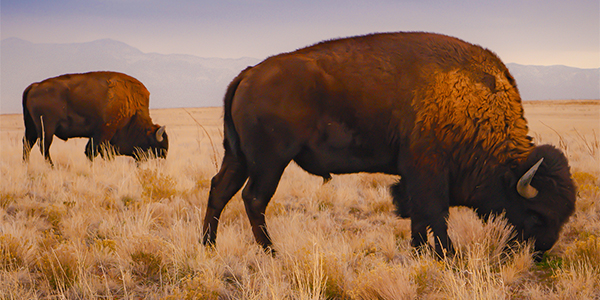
506,63,599,101
1,38,598,114
0,38,259,113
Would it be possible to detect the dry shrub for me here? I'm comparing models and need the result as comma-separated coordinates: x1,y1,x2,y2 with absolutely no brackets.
564,234,600,269
87,240,124,297
35,242,79,291
130,250,165,284
123,235,171,285
166,273,223,300
39,203,68,232
500,248,534,287
0,269,39,300
0,192,16,209
573,171,599,194
137,168,178,200
1,233,35,271
410,258,444,296
441,259,507,299
553,261,600,299
449,209,516,264
320,250,356,299
38,229,65,251
314,183,336,212
572,171,600,212
287,246,327,299
352,262,417,300
94,238,117,253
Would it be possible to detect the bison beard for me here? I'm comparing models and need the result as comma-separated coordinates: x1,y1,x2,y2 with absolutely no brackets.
202,32,576,258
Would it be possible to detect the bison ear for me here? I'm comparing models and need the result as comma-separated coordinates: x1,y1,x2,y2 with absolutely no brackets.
517,158,543,199
156,126,166,142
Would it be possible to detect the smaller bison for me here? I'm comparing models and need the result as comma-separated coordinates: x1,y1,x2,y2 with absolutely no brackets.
23,71,168,165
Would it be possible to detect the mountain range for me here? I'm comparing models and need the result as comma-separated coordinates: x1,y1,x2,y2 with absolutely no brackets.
506,63,599,101
1,38,598,114
1,38,259,114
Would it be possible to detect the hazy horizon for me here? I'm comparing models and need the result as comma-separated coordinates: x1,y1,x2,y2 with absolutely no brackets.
3,36,599,70
2,0,599,69
1,36,598,115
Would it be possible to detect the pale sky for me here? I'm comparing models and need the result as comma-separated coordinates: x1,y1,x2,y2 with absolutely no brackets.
2,0,599,68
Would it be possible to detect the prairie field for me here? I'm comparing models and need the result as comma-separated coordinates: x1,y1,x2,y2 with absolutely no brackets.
1,100,599,299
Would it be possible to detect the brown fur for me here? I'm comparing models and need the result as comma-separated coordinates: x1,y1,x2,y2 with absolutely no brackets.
202,32,575,258
413,68,533,165
23,71,168,164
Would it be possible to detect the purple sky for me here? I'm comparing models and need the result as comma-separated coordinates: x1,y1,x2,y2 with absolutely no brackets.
2,0,599,68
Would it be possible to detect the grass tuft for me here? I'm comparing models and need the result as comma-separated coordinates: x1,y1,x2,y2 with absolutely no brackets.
137,168,178,200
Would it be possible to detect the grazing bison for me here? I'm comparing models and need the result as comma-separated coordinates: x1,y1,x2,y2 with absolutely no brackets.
23,71,168,165
202,32,576,257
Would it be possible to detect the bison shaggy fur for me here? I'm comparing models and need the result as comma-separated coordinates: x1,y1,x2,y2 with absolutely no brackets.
202,32,576,258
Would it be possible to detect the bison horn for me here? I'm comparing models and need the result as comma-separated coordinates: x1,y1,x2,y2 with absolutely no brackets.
517,158,544,199
156,126,166,142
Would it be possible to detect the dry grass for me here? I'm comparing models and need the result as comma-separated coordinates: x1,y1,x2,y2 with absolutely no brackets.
1,101,599,299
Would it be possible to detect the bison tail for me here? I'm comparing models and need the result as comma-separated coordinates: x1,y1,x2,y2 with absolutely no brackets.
22,83,33,112
22,84,37,133
22,84,39,160
223,67,252,158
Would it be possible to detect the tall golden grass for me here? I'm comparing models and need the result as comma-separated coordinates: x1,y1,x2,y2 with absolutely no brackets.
1,101,599,299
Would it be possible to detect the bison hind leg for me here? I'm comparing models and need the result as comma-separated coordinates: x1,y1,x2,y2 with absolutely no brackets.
22,132,37,163
241,159,290,253
390,179,411,218
202,149,249,247
23,107,38,162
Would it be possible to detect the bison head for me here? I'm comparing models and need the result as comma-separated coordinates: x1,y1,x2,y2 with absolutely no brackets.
390,144,575,257
149,125,169,159
504,144,576,253
131,125,169,160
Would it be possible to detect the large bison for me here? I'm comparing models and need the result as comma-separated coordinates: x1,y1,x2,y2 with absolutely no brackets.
202,32,576,257
23,71,168,165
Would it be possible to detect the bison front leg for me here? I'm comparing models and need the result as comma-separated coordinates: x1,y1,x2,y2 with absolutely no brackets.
390,179,411,218
410,206,453,258
241,163,287,253
86,128,119,161
404,171,453,258
202,150,248,247
38,116,56,166
85,136,114,161
85,138,99,161
412,210,453,258
41,135,54,165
